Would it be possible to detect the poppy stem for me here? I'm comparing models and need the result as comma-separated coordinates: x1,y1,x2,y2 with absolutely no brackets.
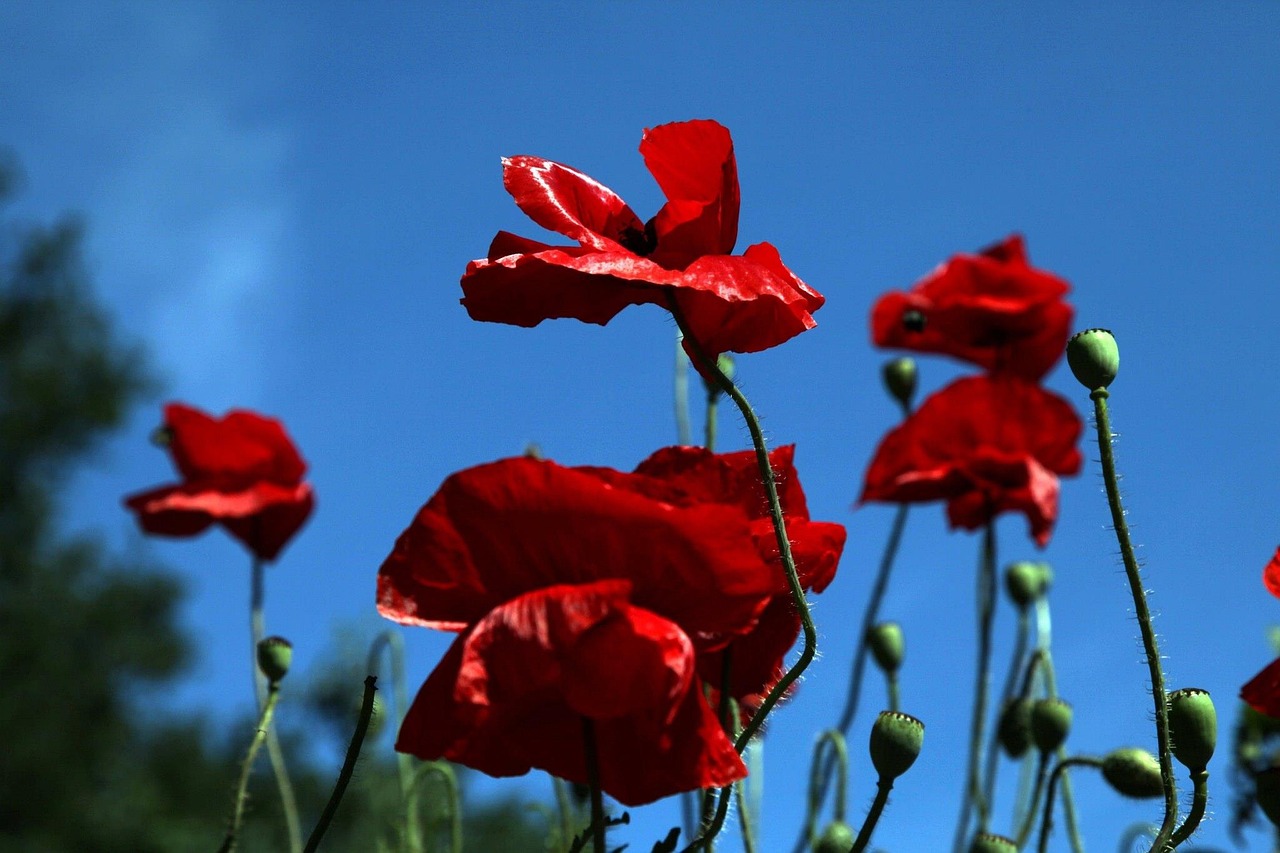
1036,756,1101,853
704,384,719,452
666,303,812,754
803,730,850,846
249,556,302,853
582,717,606,853
1014,751,1052,847
674,331,692,446
850,777,894,853
216,682,282,853
1090,389,1179,849
1032,601,1084,853
304,675,377,853
981,608,1029,813
953,521,998,851
1169,770,1209,846
367,630,423,853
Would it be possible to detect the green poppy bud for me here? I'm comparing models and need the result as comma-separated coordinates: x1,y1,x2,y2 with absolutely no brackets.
1004,561,1046,609
1101,747,1164,799
1031,698,1072,754
1256,766,1280,827
256,636,293,683
968,833,1018,853
813,820,855,853
881,357,917,408
867,621,905,674
869,710,924,780
997,698,1034,758
1066,328,1120,391
1167,687,1216,771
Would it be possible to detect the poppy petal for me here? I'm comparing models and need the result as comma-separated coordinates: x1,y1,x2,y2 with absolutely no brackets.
1243,657,1280,718
502,155,644,252
640,119,740,262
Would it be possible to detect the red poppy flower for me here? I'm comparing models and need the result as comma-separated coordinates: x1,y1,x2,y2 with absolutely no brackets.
124,403,314,562
1264,547,1280,599
871,234,1073,380
460,119,825,358
860,375,1082,546
1243,657,1280,718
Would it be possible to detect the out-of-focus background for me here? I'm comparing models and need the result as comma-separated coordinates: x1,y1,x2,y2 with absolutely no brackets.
2,3,1278,850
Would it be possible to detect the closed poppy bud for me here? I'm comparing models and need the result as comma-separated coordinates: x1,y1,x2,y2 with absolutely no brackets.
969,833,1017,853
1101,747,1164,799
869,710,924,780
1256,766,1280,827
1004,561,1046,609
997,698,1034,758
1031,698,1072,754
881,357,917,408
1167,688,1216,771
867,621,905,674
256,636,293,683
1066,328,1119,391
813,820,854,853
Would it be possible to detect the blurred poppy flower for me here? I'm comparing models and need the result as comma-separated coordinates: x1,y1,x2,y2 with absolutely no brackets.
124,403,314,562
378,449,844,803
871,234,1072,380
1243,657,1280,718
860,376,1082,546
460,119,824,358
1264,547,1280,599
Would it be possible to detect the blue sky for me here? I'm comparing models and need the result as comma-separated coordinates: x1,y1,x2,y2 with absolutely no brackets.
3,2,1279,850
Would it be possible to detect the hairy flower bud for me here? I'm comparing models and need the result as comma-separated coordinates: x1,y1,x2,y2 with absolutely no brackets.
1004,561,1048,609
1101,747,1164,799
867,621,905,674
869,710,924,780
1066,328,1119,391
1031,698,1072,754
1168,687,1216,771
256,636,293,683
881,357,917,408
813,820,855,853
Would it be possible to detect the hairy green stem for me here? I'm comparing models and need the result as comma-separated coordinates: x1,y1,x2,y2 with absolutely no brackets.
953,521,998,851
304,676,377,853
1038,756,1102,853
217,684,282,853
250,557,301,853
1090,390,1179,849
1169,770,1209,846
368,630,421,853
851,779,894,853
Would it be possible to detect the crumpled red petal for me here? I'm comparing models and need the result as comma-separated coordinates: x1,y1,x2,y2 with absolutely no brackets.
502,156,644,252
395,581,745,806
376,456,776,637
1243,657,1280,718
860,375,1082,546
871,234,1073,380
640,119,740,265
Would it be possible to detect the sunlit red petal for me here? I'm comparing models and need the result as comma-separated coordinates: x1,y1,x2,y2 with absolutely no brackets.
640,119,740,263
502,156,644,252
1243,657,1280,718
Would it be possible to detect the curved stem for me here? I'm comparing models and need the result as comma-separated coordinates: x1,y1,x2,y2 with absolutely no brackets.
217,684,282,853
1090,390,1179,849
982,610,1029,810
250,557,302,853
415,762,462,853
1015,751,1051,847
1037,756,1102,853
668,305,811,753
804,731,851,845
953,521,998,852
851,778,894,853
675,331,692,446
1169,770,1209,846
304,676,378,853
368,630,422,853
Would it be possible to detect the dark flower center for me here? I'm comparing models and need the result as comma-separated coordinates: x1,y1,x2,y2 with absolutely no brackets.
618,217,659,256
902,309,926,333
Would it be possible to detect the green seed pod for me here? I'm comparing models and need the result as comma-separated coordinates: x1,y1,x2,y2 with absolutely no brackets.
1004,561,1045,609
1101,747,1164,799
1256,766,1280,827
867,621,905,674
997,698,1034,758
256,636,293,683
881,357,917,408
968,833,1018,853
1066,328,1120,391
869,710,924,780
1030,698,1073,754
813,820,855,853
1168,687,1216,772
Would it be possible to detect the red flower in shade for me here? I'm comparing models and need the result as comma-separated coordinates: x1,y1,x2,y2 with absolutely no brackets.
1264,547,1280,599
377,450,844,804
871,235,1073,381
1241,548,1280,717
860,375,1083,546
124,403,314,562
460,119,825,358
